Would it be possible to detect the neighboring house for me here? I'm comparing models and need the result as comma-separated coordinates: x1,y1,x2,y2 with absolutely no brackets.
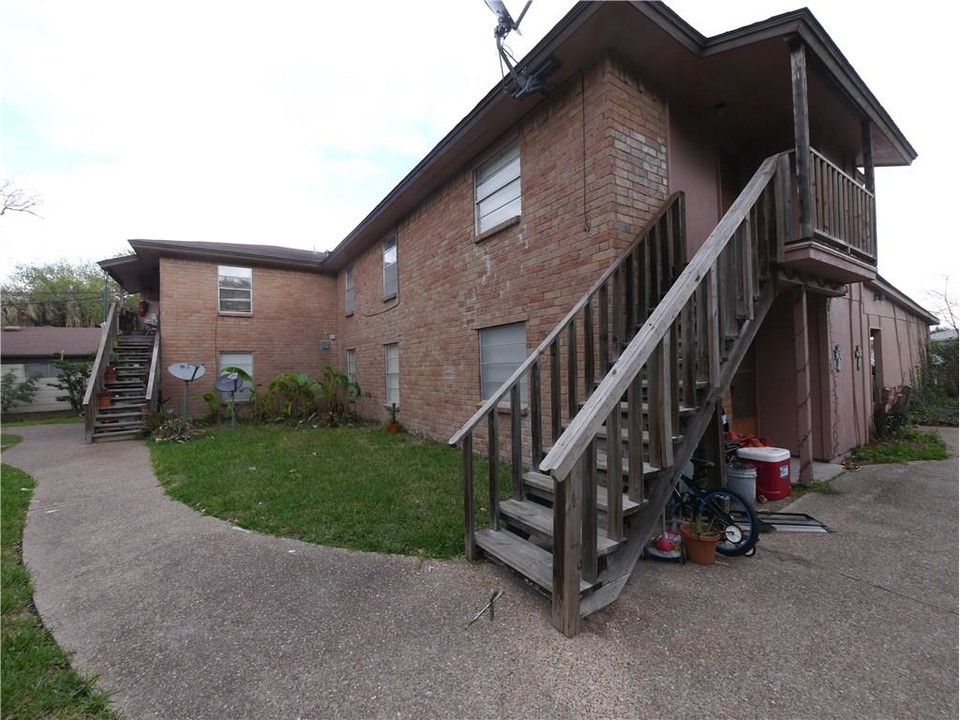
99,2,938,633
930,328,958,342
0,326,101,413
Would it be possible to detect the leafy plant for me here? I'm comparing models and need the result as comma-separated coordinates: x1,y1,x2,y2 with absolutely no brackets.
1,370,42,413
202,391,228,425
316,365,367,426
850,428,948,464
50,357,91,412
910,338,959,426
685,511,721,538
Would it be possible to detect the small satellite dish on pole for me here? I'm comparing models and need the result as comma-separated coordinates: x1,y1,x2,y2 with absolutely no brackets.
168,362,206,418
483,0,559,99
213,372,243,428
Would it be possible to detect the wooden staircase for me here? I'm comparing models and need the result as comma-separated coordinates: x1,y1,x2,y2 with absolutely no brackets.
92,335,156,441
450,151,793,636
83,302,161,443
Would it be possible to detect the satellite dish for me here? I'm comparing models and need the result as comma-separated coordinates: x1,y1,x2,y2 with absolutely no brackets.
214,373,243,428
213,373,243,393
482,0,559,99
167,362,205,417
168,363,206,382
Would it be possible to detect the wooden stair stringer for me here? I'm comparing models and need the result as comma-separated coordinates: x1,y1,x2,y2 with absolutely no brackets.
579,283,779,618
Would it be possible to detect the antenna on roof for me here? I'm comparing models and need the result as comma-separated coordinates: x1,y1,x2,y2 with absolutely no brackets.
483,0,559,100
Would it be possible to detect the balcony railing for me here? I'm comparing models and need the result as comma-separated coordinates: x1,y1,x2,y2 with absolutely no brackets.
808,149,876,262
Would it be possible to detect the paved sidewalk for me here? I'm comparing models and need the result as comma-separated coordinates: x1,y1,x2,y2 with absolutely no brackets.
6,424,958,719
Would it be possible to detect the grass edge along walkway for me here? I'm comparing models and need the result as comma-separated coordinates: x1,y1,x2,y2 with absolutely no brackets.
1,444,120,719
150,424,507,559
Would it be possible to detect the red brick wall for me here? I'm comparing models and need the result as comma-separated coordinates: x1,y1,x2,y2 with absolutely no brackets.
336,53,669,443
158,257,338,417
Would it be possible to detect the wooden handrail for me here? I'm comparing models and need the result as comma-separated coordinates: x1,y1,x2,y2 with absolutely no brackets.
144,331,161,410
83,302,118,443
540,153,784,480
448,191,685,447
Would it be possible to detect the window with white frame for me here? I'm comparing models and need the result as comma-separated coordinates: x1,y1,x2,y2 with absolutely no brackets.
479,322,527,400
218,351,254,401
218,266,252,314
344,266,355,315
384,343,399,408
382,236,398,299
475,141,521,235
345,348,357,384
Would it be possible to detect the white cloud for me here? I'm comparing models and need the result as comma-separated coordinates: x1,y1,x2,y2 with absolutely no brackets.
1,0,955,309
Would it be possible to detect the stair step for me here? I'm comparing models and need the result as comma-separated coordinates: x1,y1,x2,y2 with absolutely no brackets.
91,430,142,441
96,410,144,419
523,471,644,515
500,499,622,556
475,528,594,594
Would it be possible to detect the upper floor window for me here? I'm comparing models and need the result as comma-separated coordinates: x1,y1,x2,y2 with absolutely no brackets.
218,266,252,314
479,321,527,400
475,141,521,235
383,236,398,299
345,266,355,315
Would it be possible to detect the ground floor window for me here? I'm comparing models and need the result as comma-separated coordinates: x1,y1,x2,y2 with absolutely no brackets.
346,348,357,384
479,322,527,400
384,343,399,408
218,351,253,401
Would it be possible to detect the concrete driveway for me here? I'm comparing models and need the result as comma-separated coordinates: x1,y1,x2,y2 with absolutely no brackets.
6,424,958,719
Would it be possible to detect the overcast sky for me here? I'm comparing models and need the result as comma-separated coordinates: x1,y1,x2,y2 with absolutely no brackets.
1,0,955,314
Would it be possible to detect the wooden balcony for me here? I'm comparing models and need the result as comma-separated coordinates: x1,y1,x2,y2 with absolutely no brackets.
783,149,877,283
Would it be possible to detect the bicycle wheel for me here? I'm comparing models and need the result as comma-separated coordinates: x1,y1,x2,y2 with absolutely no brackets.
698,489,758,556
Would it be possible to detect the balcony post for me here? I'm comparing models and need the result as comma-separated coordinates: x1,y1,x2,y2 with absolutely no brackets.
861,119,878,258
790,40,813,240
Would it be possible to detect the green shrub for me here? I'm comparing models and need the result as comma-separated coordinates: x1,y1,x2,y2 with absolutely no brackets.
1,370,41,413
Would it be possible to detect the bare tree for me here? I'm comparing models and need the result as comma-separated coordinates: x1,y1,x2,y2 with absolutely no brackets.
926,276,959,334
0,179,42,217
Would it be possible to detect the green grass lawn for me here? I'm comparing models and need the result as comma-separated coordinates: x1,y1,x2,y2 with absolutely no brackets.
1,457,119,719
150,425,505,558
850,428,949,464
2,411,84,427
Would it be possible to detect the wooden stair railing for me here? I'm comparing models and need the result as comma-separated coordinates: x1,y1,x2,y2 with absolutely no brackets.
83,301,119,444
541,152,792,635
449,193,688,560
449,150,793,637
144,331,161,414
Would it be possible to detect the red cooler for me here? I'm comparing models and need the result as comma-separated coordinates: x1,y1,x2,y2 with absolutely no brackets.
736,446,791,500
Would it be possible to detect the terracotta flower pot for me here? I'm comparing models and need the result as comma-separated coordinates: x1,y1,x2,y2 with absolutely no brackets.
386,421,400,434
679,522,721,566
98,392,112,409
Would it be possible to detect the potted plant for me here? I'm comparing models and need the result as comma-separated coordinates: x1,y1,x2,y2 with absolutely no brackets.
679,512,722,565
386,403,400,434
98,390,112,409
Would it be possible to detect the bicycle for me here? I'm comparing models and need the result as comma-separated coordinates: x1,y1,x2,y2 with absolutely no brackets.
671,455,760,557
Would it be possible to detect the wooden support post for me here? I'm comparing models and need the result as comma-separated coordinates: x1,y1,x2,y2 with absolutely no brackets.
606,403,624,541
860,118,877,258
707,264,720,382
791,41,813,240
627,374,644,501
550,340,561,442
793,287,814,484
488,411,500,529
583,301,595,395
704,403,726,490
612,267,623,357
463,433,476,560
552,468,582,637
657,335,674,468
581,441,598,584
598,283,609,372
510,384,523,500
567,321,578,421
531,358,543,466
775,152,793,254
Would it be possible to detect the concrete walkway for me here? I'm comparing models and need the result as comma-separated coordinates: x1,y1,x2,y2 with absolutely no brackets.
6,424,958,719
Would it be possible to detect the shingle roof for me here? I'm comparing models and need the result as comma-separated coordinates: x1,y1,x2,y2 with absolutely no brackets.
0,326,102,358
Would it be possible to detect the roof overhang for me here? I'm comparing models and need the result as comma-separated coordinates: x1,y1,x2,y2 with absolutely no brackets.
322,1,914,272
868,275,939,325
100,239,330,295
